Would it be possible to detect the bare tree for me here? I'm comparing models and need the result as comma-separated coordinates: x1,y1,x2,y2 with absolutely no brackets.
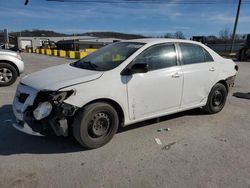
164,33,173,38
164,31,185,39
219,28,232,40
174,31,185,39
207,35,217,41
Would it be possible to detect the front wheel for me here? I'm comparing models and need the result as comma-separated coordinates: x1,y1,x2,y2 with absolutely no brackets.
0,63,18,86
73,102,119,149
203,83,228,114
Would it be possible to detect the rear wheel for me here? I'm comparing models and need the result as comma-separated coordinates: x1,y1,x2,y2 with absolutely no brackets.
203,83,228,114
73,102,119,149
0,63,18,86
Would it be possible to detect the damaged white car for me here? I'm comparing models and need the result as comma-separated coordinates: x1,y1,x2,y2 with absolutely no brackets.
12,39,238,148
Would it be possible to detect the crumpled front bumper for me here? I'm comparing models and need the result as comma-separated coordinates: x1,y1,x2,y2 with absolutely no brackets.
12,83,77,136
12,83,43,136
12,120,43,136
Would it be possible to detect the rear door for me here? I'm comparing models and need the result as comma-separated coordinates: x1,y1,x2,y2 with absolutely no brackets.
178,43,216,108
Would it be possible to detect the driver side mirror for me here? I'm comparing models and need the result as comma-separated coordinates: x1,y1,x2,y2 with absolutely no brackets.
121,63,149,75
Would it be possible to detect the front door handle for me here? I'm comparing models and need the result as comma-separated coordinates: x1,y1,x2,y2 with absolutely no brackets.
172,72,181,78
209,67,216,71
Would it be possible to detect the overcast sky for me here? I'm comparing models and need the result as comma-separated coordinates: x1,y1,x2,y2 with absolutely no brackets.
1,0,250,37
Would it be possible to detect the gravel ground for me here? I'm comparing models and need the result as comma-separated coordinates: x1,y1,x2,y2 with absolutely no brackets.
0,53,250,188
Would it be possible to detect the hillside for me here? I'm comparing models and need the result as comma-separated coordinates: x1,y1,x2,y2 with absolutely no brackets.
9,30,69,37
1,30,146,39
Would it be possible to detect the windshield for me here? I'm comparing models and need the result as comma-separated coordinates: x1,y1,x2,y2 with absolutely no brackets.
72,42,144,71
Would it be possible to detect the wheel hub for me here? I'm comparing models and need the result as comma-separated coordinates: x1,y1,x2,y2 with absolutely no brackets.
213,90,223,106
89,113,110,137
0,68,12,83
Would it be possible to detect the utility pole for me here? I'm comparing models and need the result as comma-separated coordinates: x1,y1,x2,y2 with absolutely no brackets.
73,33,76,51
230,0,242,53
24,0,29,5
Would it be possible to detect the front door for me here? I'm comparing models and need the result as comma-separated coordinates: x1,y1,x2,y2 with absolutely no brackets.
125,43,183,120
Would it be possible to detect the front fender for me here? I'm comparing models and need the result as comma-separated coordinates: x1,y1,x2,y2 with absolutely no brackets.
0,55,24,74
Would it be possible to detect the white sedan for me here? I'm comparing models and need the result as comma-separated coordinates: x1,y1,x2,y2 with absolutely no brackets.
12,39,238,148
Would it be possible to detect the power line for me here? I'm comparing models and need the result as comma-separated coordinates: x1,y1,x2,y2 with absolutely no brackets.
24,0,250,5
46,0,250,4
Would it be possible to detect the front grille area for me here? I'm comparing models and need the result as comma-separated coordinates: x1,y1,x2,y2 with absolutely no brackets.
18,93,30,103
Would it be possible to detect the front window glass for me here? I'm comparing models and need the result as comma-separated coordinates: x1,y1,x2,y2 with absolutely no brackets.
133,44,177,71
72,42,144,71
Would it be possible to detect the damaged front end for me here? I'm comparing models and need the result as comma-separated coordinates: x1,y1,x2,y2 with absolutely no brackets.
12,83,78,136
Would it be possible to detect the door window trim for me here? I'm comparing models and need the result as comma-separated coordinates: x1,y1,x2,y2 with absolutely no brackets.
176,42,214,66
121,42,181,74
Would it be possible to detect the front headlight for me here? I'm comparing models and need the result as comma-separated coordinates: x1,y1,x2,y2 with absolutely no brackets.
36,90,74,104
52,91,68,103
33,102,53,120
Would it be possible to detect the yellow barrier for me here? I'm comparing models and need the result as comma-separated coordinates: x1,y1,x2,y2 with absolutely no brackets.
32,49,36,53
46,49,52,55
33,49,93,59
78,51,88,59
59,50,66,57
53,50,58,56
67,51,76,59
85,48,97,53
41,49,45,54
75,51,80,59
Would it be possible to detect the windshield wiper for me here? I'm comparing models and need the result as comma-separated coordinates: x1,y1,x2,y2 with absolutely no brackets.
84,61,99,70
76,61,98,70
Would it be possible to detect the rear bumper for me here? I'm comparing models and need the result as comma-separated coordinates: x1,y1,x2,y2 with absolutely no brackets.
226,75,236,90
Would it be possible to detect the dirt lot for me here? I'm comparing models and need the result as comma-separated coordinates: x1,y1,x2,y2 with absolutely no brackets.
0,53,250,188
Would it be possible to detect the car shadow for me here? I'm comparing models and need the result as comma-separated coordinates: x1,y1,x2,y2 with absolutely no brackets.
233,92,250,100
0,104,85,155
118,108,208,133
0,104,208,155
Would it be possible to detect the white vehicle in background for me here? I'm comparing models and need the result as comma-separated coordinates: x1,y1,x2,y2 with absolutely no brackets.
12,39,238,149
0,49,24,86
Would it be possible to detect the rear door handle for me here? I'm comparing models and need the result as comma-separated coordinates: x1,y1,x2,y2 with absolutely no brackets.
209,67,216,71
172,72,181,78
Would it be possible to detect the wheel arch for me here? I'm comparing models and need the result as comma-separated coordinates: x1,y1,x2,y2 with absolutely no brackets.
0,60,20,76
82,98,125,126
217,80,228,93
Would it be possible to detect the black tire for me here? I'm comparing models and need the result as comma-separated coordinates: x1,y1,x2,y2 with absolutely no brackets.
203,83,228,114
73,102,119,149
0,63,18,86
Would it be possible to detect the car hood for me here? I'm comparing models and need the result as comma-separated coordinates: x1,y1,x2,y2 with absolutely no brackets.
0,49,18,57
21,63,103,91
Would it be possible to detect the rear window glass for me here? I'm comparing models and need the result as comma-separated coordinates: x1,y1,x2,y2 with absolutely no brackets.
180,43,213,65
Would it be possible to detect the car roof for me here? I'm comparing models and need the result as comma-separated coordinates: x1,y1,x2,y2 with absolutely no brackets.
123,38,202,45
